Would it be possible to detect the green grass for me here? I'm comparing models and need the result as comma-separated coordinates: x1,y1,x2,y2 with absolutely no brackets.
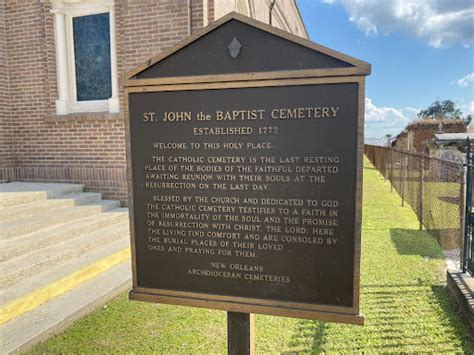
27,159,474,354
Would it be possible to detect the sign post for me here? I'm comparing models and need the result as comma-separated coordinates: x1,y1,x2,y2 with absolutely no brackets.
124,12,370,348
227,312,254,355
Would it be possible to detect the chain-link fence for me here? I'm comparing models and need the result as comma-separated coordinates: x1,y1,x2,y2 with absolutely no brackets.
365,145,465,269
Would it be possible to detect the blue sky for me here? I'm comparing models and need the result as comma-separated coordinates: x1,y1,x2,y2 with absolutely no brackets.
297,0,474,144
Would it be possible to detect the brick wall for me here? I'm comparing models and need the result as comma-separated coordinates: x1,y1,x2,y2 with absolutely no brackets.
1,0,201,200
122,0,191,73
394,120,466,153
1,0,304,200
0,0,14,170
191,0,204,31
207,0,214,23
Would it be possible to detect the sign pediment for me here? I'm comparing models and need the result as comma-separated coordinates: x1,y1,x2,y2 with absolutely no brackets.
126,12,370,85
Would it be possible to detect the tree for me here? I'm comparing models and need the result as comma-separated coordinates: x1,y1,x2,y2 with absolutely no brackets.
418,99,471,126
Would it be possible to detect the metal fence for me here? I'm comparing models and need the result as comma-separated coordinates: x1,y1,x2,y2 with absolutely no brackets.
365,145,465,269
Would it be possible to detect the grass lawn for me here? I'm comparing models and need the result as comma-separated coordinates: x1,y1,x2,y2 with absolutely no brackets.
27,159,474,354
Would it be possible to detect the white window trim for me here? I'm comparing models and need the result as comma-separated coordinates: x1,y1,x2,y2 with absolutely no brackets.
51,0,119,115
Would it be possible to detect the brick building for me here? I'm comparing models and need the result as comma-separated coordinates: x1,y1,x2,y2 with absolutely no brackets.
0,0,307,201
392,119,466,154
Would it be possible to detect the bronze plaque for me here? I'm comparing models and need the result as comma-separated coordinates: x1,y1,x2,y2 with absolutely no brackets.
125,13,369,324
128,81,361,319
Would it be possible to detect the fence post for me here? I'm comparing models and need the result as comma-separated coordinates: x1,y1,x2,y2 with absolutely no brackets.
461,139,471,273
408,155,412,206
419,157,424,231
401,155,406,207
390,149,393,192
461,163,467,272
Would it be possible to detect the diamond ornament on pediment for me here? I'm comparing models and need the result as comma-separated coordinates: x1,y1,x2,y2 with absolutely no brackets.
227,37,242,59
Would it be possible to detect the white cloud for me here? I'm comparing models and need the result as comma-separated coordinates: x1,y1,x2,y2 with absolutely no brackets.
365,98,417,124
453,72,474,87
322,0,474,48
364,98,474,142
364,98,419,138
463,101,474,115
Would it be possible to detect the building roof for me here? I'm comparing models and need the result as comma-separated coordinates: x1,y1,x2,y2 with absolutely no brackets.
394,118,465,141
434,133,474,144
407,118,464,128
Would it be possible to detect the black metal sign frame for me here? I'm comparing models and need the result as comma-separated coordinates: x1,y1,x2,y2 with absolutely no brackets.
124,12,370,325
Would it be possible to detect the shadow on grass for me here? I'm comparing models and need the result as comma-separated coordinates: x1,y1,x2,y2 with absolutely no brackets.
284,284,473,353
390,228,444,259
284,320,328,354
427,229,462,251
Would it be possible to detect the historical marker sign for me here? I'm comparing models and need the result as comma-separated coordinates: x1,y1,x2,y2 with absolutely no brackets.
125,13,370,325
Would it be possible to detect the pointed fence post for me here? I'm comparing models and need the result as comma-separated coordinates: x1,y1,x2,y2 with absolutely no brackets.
419,157,424,231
